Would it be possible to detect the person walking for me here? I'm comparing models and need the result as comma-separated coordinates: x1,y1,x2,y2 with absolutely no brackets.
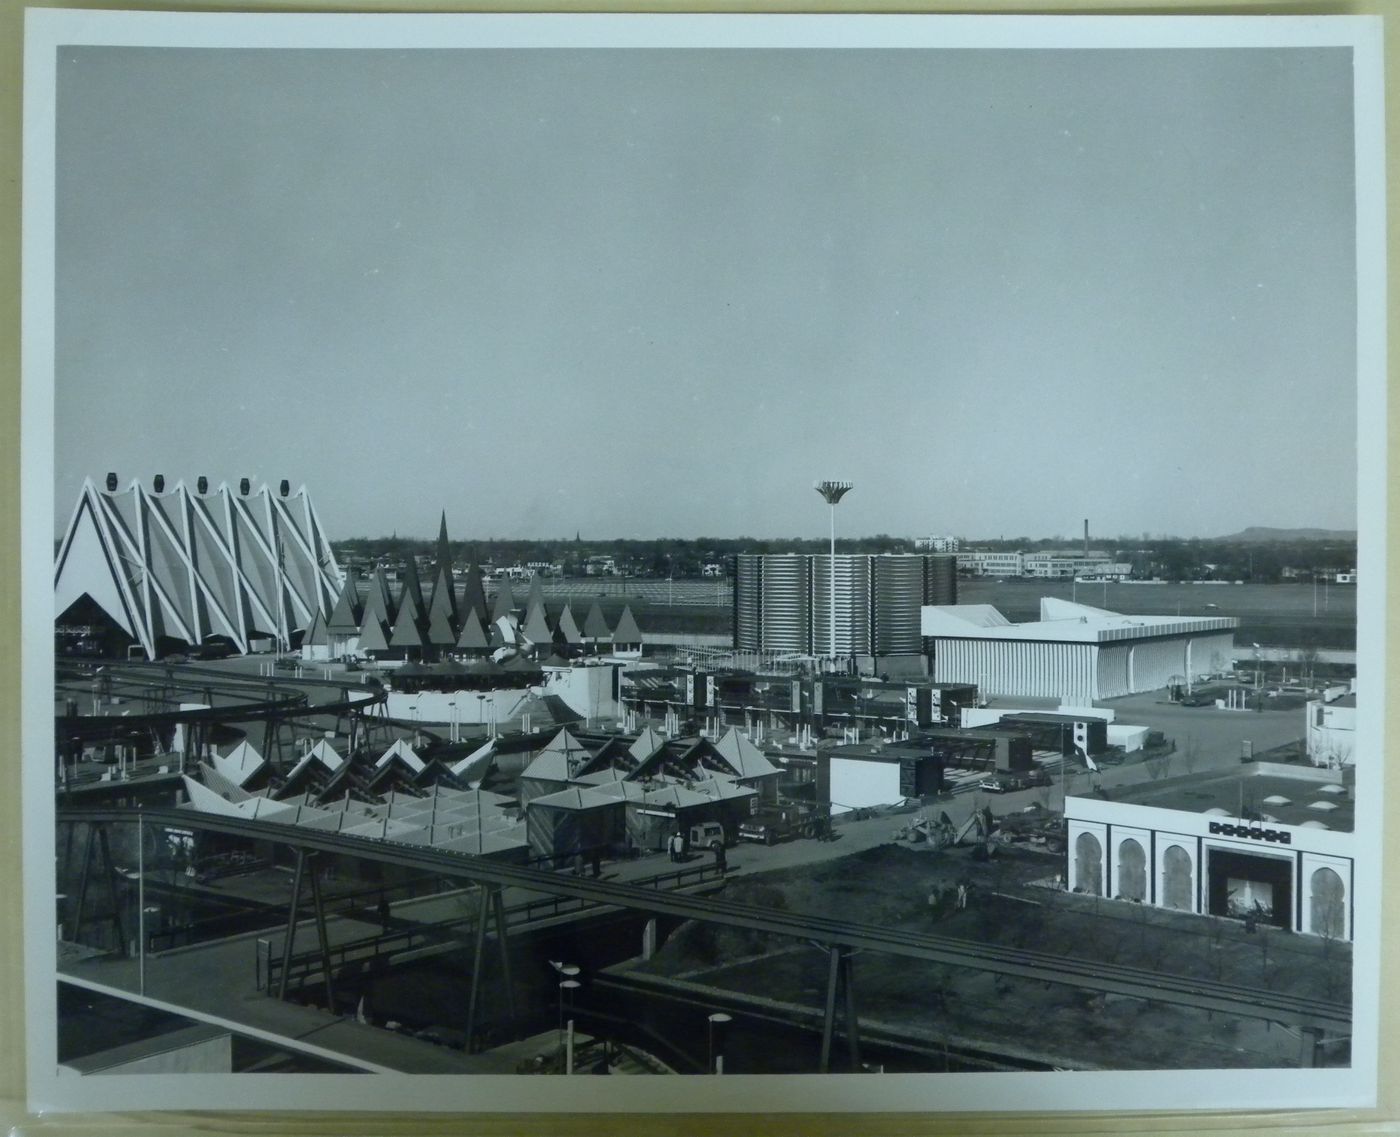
713,842,727,875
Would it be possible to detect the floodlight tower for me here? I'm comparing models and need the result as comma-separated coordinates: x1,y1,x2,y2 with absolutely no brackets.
814,480,854,660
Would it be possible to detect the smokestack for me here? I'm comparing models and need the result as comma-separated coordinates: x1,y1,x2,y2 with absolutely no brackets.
1083,519,1089,560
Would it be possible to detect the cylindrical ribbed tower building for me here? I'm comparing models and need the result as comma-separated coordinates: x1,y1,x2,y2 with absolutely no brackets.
733,553,955,658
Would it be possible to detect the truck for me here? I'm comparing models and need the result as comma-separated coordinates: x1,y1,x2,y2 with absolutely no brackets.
737,801,830,845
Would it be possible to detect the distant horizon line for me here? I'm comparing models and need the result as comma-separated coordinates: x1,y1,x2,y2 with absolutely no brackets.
327,528,1359,546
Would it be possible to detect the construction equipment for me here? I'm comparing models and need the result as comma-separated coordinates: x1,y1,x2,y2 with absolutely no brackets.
892,810,957,848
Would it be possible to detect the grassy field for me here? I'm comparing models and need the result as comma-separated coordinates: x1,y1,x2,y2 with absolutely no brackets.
962,579,1355,650
520,578,1357,648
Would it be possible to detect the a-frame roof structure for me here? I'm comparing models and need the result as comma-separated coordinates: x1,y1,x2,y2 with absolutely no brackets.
712,728,781,780
526,573,546,609
53,476,341,659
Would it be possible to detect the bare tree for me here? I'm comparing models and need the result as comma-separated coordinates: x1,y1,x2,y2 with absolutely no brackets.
1179,734,1202,776
1143,748,1175,781
1296,642,1322,686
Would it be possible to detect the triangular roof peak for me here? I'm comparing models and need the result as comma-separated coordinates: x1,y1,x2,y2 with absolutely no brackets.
554,603,583,646
583,601,611,639
326,568,363,634
713,728,780,779
628,725,666,763
376,737,425,774
389,587,428,648
491,578,516,623
456,607,490,649
612,605,643,644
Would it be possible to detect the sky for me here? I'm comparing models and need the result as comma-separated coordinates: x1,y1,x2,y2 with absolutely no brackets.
52,42,1359,542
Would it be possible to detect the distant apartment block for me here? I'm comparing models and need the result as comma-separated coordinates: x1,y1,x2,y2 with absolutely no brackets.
956,549,1129,579
955,550,1025,576
914,535,960,553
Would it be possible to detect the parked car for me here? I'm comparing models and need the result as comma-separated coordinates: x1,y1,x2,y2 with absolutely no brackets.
977,777,1009,793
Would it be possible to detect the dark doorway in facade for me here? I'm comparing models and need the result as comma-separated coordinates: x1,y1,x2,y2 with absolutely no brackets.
1206,848,1291,929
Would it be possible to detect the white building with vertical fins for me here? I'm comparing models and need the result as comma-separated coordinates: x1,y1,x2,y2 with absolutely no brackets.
922,598,1238,701
54,475,342,659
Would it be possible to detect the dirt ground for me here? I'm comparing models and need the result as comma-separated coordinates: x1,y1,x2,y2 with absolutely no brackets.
636,843,1351,1070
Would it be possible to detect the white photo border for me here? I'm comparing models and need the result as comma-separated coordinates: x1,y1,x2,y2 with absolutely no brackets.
20,8,1387,1117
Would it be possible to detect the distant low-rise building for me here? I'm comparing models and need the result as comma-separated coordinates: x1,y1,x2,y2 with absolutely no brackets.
955,550,1025,577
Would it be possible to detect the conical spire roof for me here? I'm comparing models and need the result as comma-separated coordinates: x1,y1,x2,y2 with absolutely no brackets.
358,610,391,653
456,606,491,650
428,513,458,634
554,603,583,647
612,605,643,645
427,589,457,646
522,601,553,646
401,555,428,620
583,601,611,640
461,565,489,628
491,577,516,624
389,580,428,649
326,568,363,634
301,607,329,646
362,565,395,629
433,513,453,584
526,572,546,609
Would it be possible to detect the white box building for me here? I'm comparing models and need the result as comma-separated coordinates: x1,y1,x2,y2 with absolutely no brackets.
922,598,1239,702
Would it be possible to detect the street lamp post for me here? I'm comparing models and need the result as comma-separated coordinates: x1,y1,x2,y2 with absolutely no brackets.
708,1011,733,1074
813,481,854,664
559,978,582,1073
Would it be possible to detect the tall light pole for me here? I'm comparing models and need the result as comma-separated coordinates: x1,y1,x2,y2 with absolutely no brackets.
814,481,853,664
708,1011,732,1074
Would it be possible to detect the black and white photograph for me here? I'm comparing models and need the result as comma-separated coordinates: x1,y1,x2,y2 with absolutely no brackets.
19,9,1387,1118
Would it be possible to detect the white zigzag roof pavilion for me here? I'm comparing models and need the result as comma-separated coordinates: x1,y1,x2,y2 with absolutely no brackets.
54,475,342,659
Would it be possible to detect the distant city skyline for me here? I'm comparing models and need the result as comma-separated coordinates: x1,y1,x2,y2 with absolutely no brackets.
54,44,1358,542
